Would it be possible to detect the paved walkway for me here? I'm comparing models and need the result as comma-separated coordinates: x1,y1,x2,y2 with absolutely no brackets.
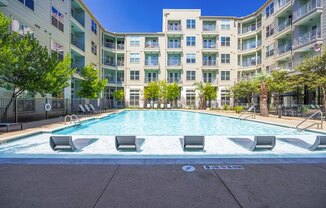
0,163,325,208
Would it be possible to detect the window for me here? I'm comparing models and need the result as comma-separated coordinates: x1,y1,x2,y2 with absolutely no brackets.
51,7,64,32
266,24,274,38
186,19,196,29
130,36,140,47
266,45,274,57
186,90,196,106
129,90,140,106
186,53,196,64
203,72,213,83
221,89,230,105
265,2,274,18
18,0,34,11
186,71,196,81
130,53,140,63
221,71,230,80
221,20,231,30
221,54,230,64
130,71,140,80
51,40,64,61
91,41,97,55
146,72,157,82
186,36,196,46
221,37,230,46
91,20,97,34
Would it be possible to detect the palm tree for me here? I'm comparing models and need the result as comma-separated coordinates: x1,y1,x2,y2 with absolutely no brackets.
254,73,270,117
194,82,206,109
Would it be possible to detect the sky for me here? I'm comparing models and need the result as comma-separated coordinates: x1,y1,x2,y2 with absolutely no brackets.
83,0,267,33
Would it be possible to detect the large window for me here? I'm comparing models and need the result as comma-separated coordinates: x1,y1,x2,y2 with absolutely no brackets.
221,20,231,30
18,0,34,11
186,36,196,46
129,90,140,107
221,37,230,46
186,90,196,106
51,6,64,32
91,20,97,35
265,2,274,18
221,54,230,64
130,71,139,80
186,71,196,81
221,89,230,105
130,53,140,63
221,71,230,81
186,53,196,64
130,36,140,47
51,40,64,61
266,24,274,38
91,41,97,55
266,45,274,57
186,19,196,29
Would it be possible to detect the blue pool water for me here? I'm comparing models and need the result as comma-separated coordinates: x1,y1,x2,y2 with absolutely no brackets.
55,110,314,136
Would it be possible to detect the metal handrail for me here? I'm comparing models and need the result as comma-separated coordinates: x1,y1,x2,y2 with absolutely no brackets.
239,106,256,120
296,110,323,132
64,114,81,126
64,115,72,125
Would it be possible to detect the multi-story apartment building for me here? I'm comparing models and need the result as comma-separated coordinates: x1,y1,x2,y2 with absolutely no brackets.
0,0,325,108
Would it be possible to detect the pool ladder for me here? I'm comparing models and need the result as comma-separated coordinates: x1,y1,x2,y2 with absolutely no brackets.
296,110,324,132
64,114,81,126
239,106,256,120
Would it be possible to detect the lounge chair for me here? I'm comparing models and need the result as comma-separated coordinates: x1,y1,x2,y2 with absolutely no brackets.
183,136,205,151
154,103,158,109
310,105,316,109
50,136,77,151
309,136,326,151
0,123,23,132
250,136,276,151
146,103,151,109
115,136,138,151
79,104,87,114
167,103,171,109
89,104,105,113
84,104,97,114
160,103,165,109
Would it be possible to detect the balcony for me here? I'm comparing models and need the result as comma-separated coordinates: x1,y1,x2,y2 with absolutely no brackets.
203,25,217,32
71,37,84,52
104,42,116,50
203,43,217,50
275,0,291,14
168,42,181,49
117,60,124,67
145,42,159,48
202,78,217,84
103,59,116,67
239,41,261,52
168,78,182,84
71,63,83,75
238,21,262,36
241,58,261,68
202,60,217,67
145,60,159,68
276,44,292,56
293,0,322,22
145,77,158,83
71,9,85,27
275,19,292,37
293,28,322,49
117,44,125,50
271,61,293,72
167,25,182,32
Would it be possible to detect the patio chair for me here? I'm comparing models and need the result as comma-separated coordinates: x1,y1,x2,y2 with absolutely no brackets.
310,105,316,109
0,123,23,132
115,136,138,151
146,103,151,109
309,136,326,151
154,103,158,109
250,136,276,151
84,104,97,114
160,103,165,109
89,104,105,113
50,136,77,151
167,103,172,109
79,104,87,114
183,136,205,151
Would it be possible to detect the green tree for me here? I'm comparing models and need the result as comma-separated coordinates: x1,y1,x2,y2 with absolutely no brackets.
295,51,326,112
158,80,168,103
77,65,107,99
254,73,271,117
203,83,217,108
112,89,124,102
0,13,74,121
144,81,160,101
166,83,180,106
195,82,217,109
230,80,258,104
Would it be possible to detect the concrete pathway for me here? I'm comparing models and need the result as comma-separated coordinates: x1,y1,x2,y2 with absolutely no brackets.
0,163,326,208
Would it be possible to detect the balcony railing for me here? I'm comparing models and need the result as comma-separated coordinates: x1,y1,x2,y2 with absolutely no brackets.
293,28,322,48
168,42,181,48
71,63,83,74
145,78,158,83
145,42,159,48
168,78,182,84
167,59,181,66
104,42,116,49
202,78,217,84
275,0,291,12
276,19,292,34
71,9,85,26
71,37,84,51
239,75,256,81
203,25,216,32
203,43,217,49
293,0,322,22
271,62,293,71
240,41,261,51
117,44,125,50
168,25,182,31
203,60,217,66
242,58,261,67
103,59,116,67
276,44,292,55
117,60,124,67
239,21,261,35
145,60,159,66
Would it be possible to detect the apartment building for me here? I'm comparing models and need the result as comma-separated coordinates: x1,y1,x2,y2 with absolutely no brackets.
0,0,325,108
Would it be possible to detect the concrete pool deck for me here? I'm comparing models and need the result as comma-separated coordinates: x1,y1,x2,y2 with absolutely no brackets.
0,163,326,208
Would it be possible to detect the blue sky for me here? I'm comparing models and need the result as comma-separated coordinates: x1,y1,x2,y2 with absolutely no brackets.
83,0,267,32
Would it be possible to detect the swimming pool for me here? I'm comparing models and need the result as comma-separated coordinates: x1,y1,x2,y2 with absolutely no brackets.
55,110,313,136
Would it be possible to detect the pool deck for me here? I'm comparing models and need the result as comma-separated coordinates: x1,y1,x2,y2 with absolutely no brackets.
0,163,326,208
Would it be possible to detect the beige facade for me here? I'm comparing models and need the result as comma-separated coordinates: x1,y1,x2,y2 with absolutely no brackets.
0,0,325,108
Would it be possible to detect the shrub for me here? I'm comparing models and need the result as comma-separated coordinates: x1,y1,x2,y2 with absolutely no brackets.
223,104,229,110
234,106,244,114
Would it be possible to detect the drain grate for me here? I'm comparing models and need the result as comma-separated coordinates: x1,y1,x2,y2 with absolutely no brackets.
182,165,196,172
203,165,244,170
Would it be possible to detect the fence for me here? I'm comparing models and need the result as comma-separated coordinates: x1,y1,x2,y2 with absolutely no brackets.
0,97,110,123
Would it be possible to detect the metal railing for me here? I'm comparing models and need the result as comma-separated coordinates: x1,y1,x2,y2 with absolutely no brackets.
167,59,181,66
104,42,116,49
203,25,216,32
239,21,261,35
167,78,182,84
240,41,261,51
239,106,256,120
275,19,292,34
71,38,84,51
203,60,217,66
296,110,323,131
117,44,125,50
203,43,217,49
293,0,322,22
168,42,181,49
275,0,291,12
293,28,322,48
145,42,159,48
276,44,292,55
168,25,182,31
71,9,85,26
242,58,261,67
145,60,159,66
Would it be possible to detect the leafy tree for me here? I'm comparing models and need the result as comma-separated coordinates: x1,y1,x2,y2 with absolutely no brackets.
230,80,258,104
0,13,74,121
195,82,206,109
144,81,160,101
203,83,217,108
254,73,271,117
112,89,124,102
166,82,180,106
195,82,217,109
295,51,326,112
77,65,107,99
158,81,168,103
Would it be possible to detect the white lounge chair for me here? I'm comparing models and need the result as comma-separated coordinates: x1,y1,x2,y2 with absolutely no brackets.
146,103,151,109
89,104,105,113
154,103,158,109
84,104,96,114
167,103,171,109
160,103,165,109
